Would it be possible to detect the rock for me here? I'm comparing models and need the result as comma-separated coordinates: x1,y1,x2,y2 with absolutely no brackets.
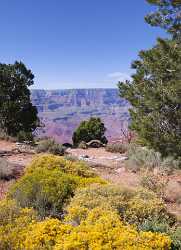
86,140,103,148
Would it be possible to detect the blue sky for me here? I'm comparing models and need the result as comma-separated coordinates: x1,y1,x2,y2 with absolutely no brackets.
0,0,165,89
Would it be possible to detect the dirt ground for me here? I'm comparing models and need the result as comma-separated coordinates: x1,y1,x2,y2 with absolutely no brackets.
67,147,140,188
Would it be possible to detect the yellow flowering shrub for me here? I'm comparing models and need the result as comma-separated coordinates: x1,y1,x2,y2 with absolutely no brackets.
9,157,106,218
0,199,37,250
55,208,172,250
65,184,133,224
0,199,22,226
65,185,171,226
22,218,72,250
0,200,172,249
125,189,171,225
26,154,96,178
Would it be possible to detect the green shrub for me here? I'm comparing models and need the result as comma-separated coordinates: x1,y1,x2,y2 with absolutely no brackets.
139,219,181,250
36,139,65,155
17,131,34,142
106,143,128,153
170,227,181,250
72,117,108,146
160,156,180,174
138,218,170,233
126,145,180,172
64,154,79,162
126,146,161,171
9,168,77,218
0,158,14,180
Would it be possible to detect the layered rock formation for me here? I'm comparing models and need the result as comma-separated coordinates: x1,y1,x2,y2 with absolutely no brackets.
31,89,130,143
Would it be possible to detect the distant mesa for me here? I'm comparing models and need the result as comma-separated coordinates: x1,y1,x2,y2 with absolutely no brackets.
31,88,130,143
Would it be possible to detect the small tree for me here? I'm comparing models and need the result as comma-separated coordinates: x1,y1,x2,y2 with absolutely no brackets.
72,117,108,146
0,61,39,139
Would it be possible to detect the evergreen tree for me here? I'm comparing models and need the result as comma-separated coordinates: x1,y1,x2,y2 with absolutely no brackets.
145,0,181,40
72,117,108,146
0,61,39,138
118,0,181,159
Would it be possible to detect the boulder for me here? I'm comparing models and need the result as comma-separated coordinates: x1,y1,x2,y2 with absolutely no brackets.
86,140,103,148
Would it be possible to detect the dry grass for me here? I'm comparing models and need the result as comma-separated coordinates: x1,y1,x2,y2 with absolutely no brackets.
0,180,14,200
165,180,181,203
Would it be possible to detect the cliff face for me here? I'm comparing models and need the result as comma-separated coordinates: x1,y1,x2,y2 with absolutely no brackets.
31,89,130,143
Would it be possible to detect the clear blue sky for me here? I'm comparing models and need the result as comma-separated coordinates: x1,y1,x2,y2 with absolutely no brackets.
0,0,165,89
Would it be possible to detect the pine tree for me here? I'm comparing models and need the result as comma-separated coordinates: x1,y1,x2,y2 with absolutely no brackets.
118,0,181,158
0,61,39,138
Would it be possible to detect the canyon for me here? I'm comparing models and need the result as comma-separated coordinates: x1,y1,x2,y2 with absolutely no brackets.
31,88,130,143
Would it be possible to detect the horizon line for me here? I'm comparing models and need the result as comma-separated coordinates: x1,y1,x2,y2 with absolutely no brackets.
30,87,119,91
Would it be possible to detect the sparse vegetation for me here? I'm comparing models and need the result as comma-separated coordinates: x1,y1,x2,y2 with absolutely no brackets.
140,173,168,199
78,141,88,149
36,138,65,155
0,158,14,180
126,145,180,172
106,142,128,154
0,129,17,142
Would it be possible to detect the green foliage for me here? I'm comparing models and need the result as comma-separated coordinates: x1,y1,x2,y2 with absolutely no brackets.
9,167,76,218
145,0,181,40
138,218,170,233
36,138,65,155
0,61,39,138
126,145,162,171
9,155,105,218
0,129,17,142
16,131,34,142
170,227,181,250
72,117,108,146
126,145,180,172
106,142,128,153
139,219,181,250
119,39,181,159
